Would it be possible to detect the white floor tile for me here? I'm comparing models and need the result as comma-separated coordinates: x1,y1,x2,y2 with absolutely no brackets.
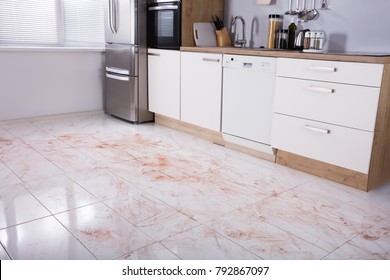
56,203,154,260
0,183,51,229
0,162,22,186
105,193,199,241
206,207,327,259
0,217,95,260
117,242,180,260
25,175,99,214
161,225,260,260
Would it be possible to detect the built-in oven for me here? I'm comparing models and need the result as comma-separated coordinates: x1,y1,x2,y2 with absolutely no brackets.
147,0,181,50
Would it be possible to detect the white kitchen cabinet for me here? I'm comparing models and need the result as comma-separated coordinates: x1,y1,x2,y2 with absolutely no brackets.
272,57,386,190
148,49,181,120
180,51,223,131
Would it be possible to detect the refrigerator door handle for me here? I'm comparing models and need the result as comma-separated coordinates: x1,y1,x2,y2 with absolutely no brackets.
106,67,130,76
113,0,119,33
108,0,115,34
106,73,129,82
109,0,118,34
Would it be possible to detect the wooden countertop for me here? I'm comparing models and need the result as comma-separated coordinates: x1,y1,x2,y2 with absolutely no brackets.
180,47,390,64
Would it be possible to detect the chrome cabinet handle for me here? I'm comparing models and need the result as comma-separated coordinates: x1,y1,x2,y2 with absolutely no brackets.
307,86,335,94
202,58,220,63
308,66,337,72
148,53,161,57
304,125,331,134
106,73,129,81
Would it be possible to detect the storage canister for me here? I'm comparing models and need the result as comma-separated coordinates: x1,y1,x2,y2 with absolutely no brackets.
267,14,282,48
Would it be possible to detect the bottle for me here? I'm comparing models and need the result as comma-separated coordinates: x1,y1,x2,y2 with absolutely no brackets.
288,18,296,50
267,14,282,49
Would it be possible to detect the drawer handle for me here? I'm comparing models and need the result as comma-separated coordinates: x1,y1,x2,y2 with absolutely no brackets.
203,58,220,63
148,53,161,57
307,86,335,94
304,125,331,135
308,66,337,72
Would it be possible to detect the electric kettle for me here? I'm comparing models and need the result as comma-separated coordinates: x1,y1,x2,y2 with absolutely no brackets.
295,29,310,50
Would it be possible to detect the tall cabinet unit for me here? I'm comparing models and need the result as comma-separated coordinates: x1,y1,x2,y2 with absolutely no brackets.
180,52,223,131
148,49,181,120
147,0,224,120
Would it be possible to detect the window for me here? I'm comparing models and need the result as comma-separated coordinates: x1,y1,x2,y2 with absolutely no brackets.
63,0,105,44
0,0,105,46
0,0,59,45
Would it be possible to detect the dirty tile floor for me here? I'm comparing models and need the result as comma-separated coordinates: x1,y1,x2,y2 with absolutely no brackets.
0,113,389,260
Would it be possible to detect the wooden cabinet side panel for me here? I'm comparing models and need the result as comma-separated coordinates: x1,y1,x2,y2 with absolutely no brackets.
276,150,369,191
182,0,224,47
368,64,390,190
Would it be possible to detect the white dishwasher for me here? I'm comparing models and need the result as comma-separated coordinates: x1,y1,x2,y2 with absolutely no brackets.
222,54,277,155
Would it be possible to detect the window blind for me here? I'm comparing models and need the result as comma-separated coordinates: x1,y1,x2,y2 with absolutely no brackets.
0,0,59,45
62,0,105,44
0,0,105,46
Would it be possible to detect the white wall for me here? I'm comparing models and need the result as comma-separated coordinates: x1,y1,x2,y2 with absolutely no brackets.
0,50,104,121
225,0,390,53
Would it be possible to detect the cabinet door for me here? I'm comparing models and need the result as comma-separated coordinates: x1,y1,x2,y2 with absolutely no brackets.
181,52,223,131
148,49,181,120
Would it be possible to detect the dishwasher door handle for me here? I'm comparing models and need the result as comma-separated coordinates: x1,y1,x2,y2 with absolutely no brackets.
243,62,253,68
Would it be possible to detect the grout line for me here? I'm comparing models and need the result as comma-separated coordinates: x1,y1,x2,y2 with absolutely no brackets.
0,240,12,260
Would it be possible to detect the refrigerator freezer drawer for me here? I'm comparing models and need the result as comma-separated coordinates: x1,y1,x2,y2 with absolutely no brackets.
105,73,138,122
106,43,139,76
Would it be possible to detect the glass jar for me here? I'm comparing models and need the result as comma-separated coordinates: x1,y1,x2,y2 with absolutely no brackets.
267,14,282,49
276,29,288,49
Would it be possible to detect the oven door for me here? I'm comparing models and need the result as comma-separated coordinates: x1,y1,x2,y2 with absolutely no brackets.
147,1,181,50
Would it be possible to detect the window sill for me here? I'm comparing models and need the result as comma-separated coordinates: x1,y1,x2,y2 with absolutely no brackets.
0,44,105,52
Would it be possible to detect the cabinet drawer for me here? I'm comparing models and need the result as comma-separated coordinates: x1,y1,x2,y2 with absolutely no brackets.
271,114,374,174
277,58,384,87
274,77,380,131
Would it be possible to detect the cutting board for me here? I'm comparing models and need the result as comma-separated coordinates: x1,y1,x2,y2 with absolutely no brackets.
193,23,217,47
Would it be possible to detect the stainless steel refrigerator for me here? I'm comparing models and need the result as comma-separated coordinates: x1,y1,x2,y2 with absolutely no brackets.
105,0,153,123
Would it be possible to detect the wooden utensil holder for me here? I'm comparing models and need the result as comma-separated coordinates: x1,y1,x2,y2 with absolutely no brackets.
216,27,231,47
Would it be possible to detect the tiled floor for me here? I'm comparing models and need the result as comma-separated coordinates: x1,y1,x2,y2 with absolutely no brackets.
0,113,389,260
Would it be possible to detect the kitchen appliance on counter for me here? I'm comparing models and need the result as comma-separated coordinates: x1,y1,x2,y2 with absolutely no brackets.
147,0,182,50
222,55,277,156
295,29,310,50
105,0,153,123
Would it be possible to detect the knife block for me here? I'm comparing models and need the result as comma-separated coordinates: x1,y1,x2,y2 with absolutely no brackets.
216,27,231,47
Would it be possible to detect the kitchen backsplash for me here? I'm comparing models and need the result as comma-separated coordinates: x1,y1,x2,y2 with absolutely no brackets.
224,0,390,53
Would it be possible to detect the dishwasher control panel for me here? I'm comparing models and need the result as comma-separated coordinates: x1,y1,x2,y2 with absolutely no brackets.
223,55,276,73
